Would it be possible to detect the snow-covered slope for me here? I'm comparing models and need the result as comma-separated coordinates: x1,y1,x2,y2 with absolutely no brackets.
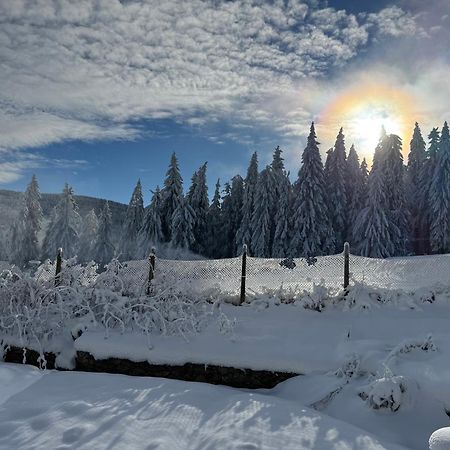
0,363,409,450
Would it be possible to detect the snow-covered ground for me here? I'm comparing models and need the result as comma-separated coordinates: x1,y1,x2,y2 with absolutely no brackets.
72,302,450,449
0,362,410,450
2,257,450,448
0,299,447,449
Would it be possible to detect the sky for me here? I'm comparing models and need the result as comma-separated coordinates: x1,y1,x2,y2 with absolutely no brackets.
0,0,449,204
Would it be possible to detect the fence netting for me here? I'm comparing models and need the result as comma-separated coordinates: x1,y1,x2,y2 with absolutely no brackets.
4,252,449,297
117,252,449,296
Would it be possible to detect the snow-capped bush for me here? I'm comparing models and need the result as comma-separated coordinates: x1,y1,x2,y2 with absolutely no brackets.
0,259,236,364
359,374,416,412
429,428,450,450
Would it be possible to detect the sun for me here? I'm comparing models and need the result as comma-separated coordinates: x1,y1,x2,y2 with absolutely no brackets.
317,81,418,163
349,105,403,154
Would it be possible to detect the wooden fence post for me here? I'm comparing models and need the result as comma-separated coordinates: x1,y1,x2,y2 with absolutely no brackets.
146,247,156,295
343,242,350,290
55,248,63,287
239,244,247,305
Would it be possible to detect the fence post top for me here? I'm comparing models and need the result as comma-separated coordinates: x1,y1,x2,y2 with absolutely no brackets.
150,247,156,257
57,248,63,257
343,242,350,252
242,244,248,254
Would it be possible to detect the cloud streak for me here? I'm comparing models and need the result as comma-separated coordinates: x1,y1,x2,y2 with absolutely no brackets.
0,1,429,145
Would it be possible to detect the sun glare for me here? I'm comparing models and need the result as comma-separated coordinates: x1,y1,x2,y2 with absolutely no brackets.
317,81,417,163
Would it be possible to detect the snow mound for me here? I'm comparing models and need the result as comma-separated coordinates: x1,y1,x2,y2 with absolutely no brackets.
430,428,450,450
359,375,417,412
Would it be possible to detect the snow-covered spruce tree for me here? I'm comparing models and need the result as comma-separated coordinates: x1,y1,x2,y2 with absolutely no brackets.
291,123,335,257
13,175,43,266
419,127,440,253
353,161,398,258
381,134,409,256
235,152,258,254
360,157,369,185
205,179,222,258
324,148,334,185
430,121,450,253
42,183,81,260
250,167,273,257
327,128,348,250
187,162,209,254
8,219,21,264
219,176,244,257
406,123,427,254
93,201,115,268
171,196,196,250
270,146,291,257
78,209,99,263
161,153,183,242
118,179,144,260
346,145,366,241
138,186,164,258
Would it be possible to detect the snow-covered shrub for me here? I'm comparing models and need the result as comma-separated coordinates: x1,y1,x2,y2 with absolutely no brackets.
384,334,436,367
0,258,236,364
296,283,329,311
359,374,416,412
429,428,450,450
334,353,362,380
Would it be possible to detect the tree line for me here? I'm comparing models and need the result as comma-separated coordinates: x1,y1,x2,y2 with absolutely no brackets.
6,121,450,267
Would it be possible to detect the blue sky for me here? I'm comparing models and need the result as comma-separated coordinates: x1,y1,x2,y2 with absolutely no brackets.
0,0,449,204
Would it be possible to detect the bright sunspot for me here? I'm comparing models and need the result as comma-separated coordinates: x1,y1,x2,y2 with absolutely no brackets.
317,81,418,163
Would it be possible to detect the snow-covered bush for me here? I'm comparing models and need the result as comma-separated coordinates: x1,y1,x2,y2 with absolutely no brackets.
0,259,236,362
429,428,450,450
359,374,416,412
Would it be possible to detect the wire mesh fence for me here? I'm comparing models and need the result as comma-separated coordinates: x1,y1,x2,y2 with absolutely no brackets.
118,249,450,299
3,246,450,299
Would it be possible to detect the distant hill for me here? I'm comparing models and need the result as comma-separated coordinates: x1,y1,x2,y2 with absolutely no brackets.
0,189,128,246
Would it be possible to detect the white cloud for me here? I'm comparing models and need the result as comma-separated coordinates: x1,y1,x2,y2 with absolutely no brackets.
0,150,87,184
0,0,428,158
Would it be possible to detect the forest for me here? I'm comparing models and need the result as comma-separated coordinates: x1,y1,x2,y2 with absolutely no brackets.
6,121,450,267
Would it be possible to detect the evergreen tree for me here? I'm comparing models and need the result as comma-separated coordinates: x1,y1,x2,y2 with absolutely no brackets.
187,163,209,254
270,146,291,257
218,175,244,257
346,145,365,240
13,175,43,266
381,134,409,255
218,182,232,258
406,123,427,254
250,167,273,257
118,179,144,260
360,158,369,185
290,123,334,257
171,196,196,250
217,176,244,257
161,153,183,241
430,122,450,253
236,153,258,253
42,184,81,260
9,219,22,264
138,186,164,258
93,202,115,267
205,179,222,258
418,127,440,253
78,209,99,263
327,128,348,250
324,148,334,184
353,164,398,258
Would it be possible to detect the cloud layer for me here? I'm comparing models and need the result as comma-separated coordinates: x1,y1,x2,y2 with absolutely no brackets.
0,0,448,179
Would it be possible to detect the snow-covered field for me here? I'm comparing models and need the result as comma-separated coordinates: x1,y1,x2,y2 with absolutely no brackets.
2,299,450,449
0,363,410,450
2,256,450,449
